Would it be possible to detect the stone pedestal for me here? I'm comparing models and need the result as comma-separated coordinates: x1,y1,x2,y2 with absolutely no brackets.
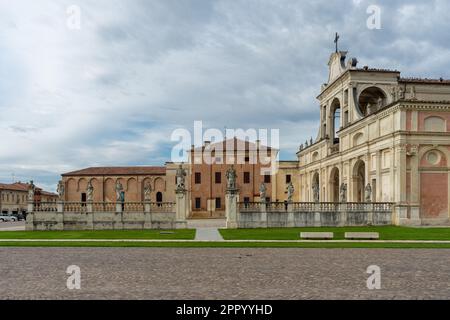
260,202,267,227
286,203,294,227
226,189,239,229
339,203,347,227
314,203,321,227
86,201,94,230
25,201,34,231
175,189,188,229
144,201,152,229
57,201,64,213
114,203,123,230
366,203,374,226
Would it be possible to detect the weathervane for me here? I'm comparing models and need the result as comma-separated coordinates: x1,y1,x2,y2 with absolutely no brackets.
334,32,340,53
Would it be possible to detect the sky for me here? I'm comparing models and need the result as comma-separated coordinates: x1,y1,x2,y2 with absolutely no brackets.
1,0,450,192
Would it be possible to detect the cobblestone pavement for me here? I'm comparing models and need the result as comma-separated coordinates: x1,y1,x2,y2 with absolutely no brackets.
0,248,449,300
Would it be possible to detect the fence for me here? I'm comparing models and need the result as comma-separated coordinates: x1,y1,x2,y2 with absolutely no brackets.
236,201,394,228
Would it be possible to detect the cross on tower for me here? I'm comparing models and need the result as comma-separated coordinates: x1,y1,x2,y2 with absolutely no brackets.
334,32,340,53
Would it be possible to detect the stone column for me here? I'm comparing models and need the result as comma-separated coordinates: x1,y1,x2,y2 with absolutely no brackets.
25,201,35,231
114,202,123,230
286,202,294,227
314,203,321,227
225,189,239,229
55,200,64,231
144,201,152,229
175,189,188,229
376,150,382,202
260,202,267,228
86,201,94,230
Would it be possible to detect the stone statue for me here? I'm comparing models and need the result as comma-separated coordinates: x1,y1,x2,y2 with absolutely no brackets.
312,182,320,203
310,137,313,145
226,165,237,190
259,183,266,203
287,182,294,203
339,183,347,203
390,86,397,100
377,96,383,108
27,180,35,202
115,181,124,202
86,181,94,201
299,144,303,151
57,180,65,201
365,183,372,203
398,86,405,99
410,86,417,100
176,164,187,191
305,140,309,147
144,182,152,201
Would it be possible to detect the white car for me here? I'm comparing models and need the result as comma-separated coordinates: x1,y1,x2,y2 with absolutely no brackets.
0,214,17,222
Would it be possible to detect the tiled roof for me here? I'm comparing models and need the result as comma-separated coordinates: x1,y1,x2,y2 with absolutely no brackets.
399,77,450,84
62,166,166,176
0,182,30,192
191,138,275,152
355,67,400,73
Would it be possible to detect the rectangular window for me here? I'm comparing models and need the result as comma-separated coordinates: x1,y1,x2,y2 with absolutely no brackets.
243,197,250,204
244,172,250,184
265,197,271,203
195,197,201,209
245,156,250,163
286,175,292,184
264,174,271,184
81,193,87,203
195,172,201,184
215,197,221,209
215,172,221,184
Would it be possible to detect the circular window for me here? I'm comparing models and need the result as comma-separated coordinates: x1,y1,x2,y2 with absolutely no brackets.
426,151,440,165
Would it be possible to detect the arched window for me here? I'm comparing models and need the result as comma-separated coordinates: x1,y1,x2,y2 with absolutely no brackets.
330,98,341,144
358,87,387,116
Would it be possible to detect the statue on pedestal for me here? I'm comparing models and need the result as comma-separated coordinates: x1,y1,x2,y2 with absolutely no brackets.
27,180,35,202
86,181,94,201
226,165,237,190
312,182,320,203
115,181,124,202
287,182,294,203
339,183,347,203
57,180,65,201
259,183,266,203
144,182,152,201
365,183,372,203
176,164,187,191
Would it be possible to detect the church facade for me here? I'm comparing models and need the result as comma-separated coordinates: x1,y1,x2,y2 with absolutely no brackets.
297,50,450,225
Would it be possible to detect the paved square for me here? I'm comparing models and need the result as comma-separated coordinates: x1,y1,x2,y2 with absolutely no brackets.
0,248,449,300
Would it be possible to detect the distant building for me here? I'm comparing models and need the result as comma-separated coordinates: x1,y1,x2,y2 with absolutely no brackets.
0,182,57,214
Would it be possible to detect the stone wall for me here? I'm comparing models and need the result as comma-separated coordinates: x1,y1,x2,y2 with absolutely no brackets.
234,202,394,229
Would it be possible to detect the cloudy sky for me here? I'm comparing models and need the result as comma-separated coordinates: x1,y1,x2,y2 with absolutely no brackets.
1,0,449,191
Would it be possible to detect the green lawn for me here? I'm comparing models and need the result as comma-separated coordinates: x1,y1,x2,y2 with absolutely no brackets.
0,229,196,240
0,241,449,249
219,226,450,241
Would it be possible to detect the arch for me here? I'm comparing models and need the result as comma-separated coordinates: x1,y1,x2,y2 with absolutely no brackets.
312,151,319,162
77,178,87,193
357,86,387,117
329,167,340,203
126,178,138,202
311,172,320,202
66,178,77,201
352,160,366,202
104,178,115,202
353,132,365,147
330,98,341,144
154,177,165,192
89,178,101,202
424,116,446,132
142,177,153,201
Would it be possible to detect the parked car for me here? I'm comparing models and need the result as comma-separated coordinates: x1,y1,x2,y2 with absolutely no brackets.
0,214,17,222
11,213,25,221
